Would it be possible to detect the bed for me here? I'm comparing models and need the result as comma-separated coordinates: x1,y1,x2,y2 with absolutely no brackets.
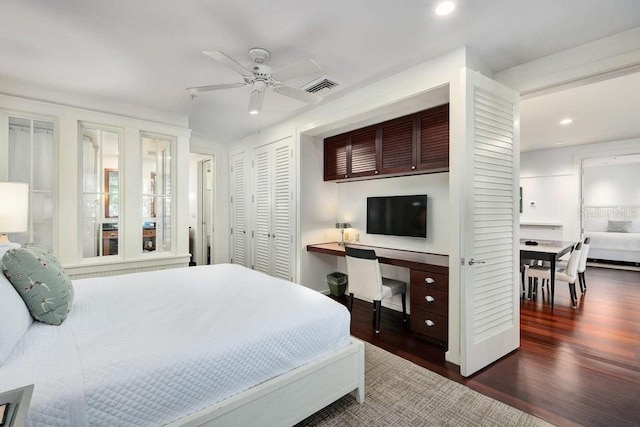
583,213,640,264
0,263,365,426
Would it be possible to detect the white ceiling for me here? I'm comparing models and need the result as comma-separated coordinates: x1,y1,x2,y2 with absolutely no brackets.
520,71,640,152
1,0,640,143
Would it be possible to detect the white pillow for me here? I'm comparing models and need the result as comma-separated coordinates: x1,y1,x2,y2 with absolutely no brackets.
0,243,33,365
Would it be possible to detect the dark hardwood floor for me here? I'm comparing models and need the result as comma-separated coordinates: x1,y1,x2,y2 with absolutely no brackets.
332,266,640,427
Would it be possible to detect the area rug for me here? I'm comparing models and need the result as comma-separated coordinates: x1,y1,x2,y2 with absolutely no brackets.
297,343,552,426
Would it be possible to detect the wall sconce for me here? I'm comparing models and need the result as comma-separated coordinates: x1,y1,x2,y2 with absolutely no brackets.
335,222,351,246
0,182,29,244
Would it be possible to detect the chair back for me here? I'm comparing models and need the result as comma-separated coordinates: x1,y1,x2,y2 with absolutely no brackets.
345,247,383,301
565,242,583,280
578,237,591,273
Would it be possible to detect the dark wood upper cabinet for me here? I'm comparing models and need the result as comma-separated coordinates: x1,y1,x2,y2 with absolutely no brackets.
380,115,416,174
323,103,449,181
324,134,349,180
349,126,378,177
417,103,449,171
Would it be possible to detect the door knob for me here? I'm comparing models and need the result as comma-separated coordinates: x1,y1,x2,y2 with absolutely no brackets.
468,258,486,265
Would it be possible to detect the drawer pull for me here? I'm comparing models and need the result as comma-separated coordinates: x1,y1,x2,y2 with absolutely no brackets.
425,277,435,284
425,319,435,327
425,295,435,302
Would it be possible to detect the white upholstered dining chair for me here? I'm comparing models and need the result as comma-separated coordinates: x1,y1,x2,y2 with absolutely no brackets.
526,242,582,308
345,247,407,334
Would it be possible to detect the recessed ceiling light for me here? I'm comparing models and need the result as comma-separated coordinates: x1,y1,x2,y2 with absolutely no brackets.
435,1,455,16
555,141,564,145
249,110,258,115
559,118,573,125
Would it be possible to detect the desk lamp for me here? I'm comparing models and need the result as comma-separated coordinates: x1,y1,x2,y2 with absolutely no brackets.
335,222,351,246
0,182,29,244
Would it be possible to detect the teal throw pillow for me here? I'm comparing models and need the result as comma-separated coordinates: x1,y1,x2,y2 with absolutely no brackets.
2,243,74,325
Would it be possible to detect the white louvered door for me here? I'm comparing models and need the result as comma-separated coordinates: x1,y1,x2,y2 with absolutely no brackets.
460,69,520,377
251,138,294,280
230,152,248,266
272,140,293,280
253,145,271,274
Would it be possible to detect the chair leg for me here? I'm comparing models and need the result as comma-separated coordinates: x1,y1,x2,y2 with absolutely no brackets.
401,293,407,322
569,283,577,308
579,272,586,293
349,292,354,313
373,300,381,334
527,277,533,300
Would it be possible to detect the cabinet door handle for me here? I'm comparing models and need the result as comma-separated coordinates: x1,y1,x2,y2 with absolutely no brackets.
344,174,348,178
411,165,416,170
425,295,435,302
425,319,435,327
374,170,379,175
425,277,435,284
271,233,276,238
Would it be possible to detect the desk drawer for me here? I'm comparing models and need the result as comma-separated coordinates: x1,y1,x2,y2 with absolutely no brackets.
411,287,447,316
410,270,448,292
143,229,156,238
410,310,447,342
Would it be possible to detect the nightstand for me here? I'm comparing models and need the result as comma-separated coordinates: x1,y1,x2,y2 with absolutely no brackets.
0,385,33,427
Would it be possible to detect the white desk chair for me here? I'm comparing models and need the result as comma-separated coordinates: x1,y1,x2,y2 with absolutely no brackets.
345,247,407,334
526,242,582,308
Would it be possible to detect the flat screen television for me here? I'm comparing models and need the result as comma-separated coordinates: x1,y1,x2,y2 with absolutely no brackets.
367,195,427,238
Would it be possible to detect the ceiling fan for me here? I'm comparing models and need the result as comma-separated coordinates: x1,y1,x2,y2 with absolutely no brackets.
187,48,323,115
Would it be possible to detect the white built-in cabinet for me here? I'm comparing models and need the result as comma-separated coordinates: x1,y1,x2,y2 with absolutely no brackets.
252,138,295,281
230,138,294,281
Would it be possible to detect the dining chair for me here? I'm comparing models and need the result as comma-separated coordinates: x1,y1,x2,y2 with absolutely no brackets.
525,242,582,308
553,237,591,294
345,247,407,334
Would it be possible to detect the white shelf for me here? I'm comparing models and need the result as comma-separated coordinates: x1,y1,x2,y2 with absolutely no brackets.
520,222,563,227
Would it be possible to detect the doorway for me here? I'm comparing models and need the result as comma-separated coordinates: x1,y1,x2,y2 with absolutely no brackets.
189,153,215,266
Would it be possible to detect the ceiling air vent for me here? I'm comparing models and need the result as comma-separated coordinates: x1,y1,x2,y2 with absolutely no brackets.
301,75,341,95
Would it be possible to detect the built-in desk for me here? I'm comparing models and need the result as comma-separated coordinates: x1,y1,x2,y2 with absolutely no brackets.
307,242,450,348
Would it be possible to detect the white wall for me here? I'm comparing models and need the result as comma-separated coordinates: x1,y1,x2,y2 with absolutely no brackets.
583,163,640,206
336,174,449,253
520,137,640,241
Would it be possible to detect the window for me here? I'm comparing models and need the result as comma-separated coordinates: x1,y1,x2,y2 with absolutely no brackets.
141,133,173,253
80,123,121,258
7,116,54,249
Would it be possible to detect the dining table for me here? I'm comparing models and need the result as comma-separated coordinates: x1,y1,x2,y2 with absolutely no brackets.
520,239,576,307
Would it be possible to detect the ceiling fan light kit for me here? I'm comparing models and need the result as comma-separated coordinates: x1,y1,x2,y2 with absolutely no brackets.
187,47,323,115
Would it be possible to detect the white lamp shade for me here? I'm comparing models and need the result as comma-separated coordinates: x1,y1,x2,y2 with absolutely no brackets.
0,182,29,233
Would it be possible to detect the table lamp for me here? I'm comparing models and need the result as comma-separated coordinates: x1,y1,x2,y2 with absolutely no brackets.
0,182,29,244
335,222,351,246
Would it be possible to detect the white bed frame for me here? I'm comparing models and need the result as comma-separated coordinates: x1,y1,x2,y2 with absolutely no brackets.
169,338,365,427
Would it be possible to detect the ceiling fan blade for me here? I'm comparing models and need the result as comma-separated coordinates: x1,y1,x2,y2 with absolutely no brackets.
203,50,254,77
248,90,265,114
186,83,245,93
275,85,322,105
272,59,321,82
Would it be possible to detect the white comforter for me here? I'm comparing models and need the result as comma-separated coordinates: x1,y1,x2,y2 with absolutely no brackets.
0,264,351,426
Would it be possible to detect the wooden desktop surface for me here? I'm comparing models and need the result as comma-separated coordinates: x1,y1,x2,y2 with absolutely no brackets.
306,242,449,274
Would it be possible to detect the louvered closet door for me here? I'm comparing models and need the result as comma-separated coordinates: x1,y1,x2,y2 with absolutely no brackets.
272,139,293,281
460,69,520,377
253,145,271,274
230,152,248,266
